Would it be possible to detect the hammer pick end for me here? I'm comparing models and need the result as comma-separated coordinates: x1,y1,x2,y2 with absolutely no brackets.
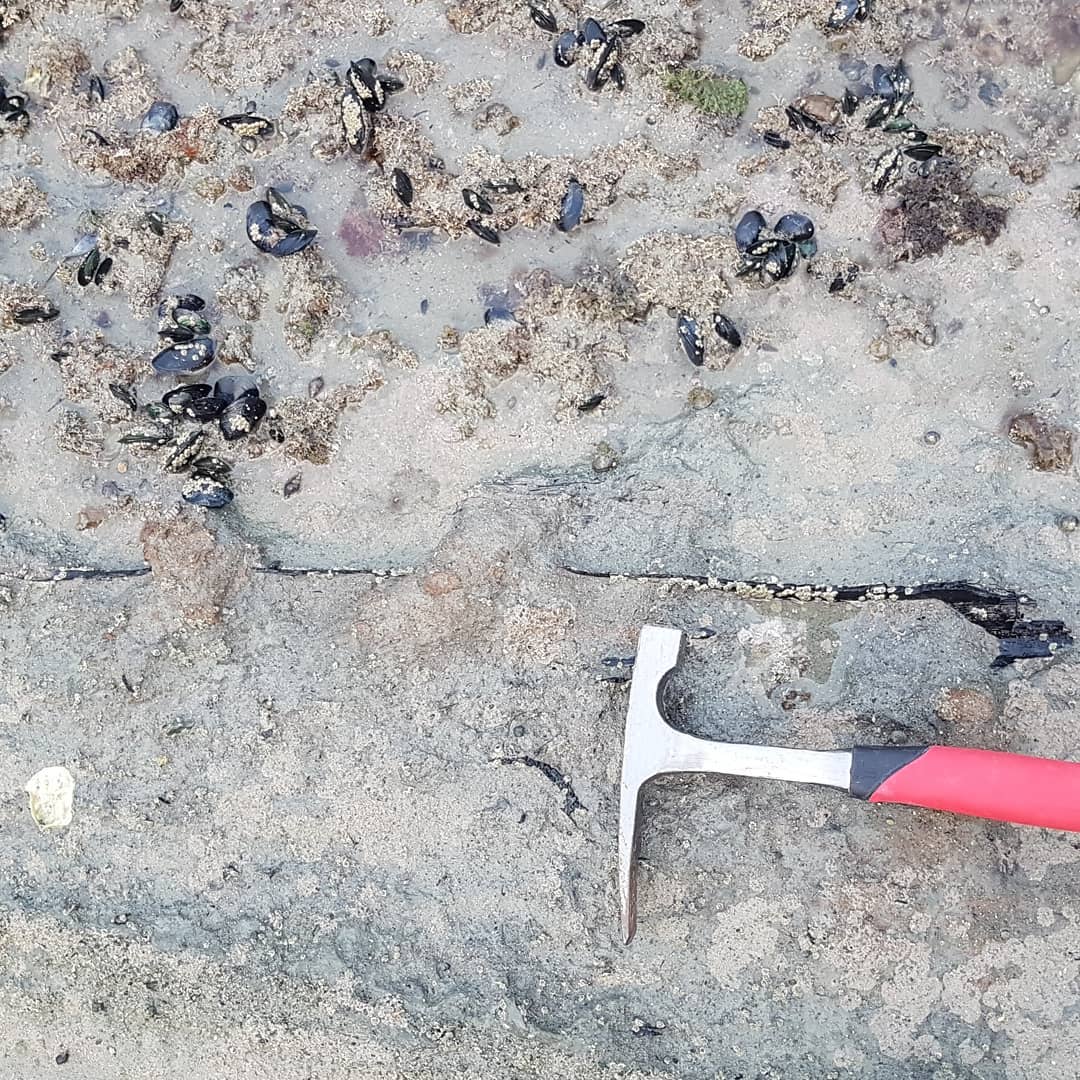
619,625,686,944
619,777,642,944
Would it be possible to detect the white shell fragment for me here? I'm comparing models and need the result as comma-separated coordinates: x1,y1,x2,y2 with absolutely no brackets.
24,766,75,830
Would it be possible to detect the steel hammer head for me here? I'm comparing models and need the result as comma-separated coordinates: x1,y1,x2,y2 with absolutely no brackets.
619,625,686,944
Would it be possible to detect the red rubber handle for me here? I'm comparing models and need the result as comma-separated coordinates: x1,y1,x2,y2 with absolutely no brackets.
868,746,1080,831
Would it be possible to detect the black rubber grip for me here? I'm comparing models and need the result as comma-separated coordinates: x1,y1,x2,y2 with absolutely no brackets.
849,745,929,799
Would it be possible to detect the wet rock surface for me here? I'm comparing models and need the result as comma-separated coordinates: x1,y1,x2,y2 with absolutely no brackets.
1,0,1080,1078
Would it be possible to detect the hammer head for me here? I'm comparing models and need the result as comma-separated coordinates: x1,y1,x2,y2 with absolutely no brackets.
619,625,685,944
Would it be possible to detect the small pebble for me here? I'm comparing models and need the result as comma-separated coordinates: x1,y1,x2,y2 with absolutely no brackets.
687,386,715,410
591,442,618,473
923,430,941,446
55,1051,70,1066
1059,515,1078,533
141,100,179,133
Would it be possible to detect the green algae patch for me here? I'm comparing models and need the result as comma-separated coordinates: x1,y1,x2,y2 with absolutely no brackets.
664,69,749,118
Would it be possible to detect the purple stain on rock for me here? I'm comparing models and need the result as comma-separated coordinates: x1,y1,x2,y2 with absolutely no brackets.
337,208,388,257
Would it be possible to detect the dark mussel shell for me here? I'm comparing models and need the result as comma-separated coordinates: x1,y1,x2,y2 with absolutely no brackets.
184,394,229,421
13,304,61,324
159,326,196,344
391,168,413,206
763,130,791,149
158,293,205,315
108,382,138,412
773,211,815,242
466,220,500,245
609,18,646,37
214,375,259,403
191,456,232,482
826,0,860,29
528,4,558,33
162,429,205,472
218,114,274,137
245,200,317,257
581,17,606,45
871,146,904,192
734,210,767,252
219,393,267,440
172,309,211,335
463,188,494,215
713,313,742,349
760,241,797,283
485,178,523,195
556,178,584,232
340,87,375,155
162,382,212,414
554,30,579,67
152,337,215,373
120,421,173,446
182,476,234,509
735,238,781,276
348,58,387,112
871,63,895,100
77,248,100,286
378,74,406,95
902,142,943,161
676,314,705,366
584,39,618,91
266,187,307,227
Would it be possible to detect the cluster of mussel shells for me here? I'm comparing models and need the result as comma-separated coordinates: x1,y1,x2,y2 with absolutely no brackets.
124,295,269,508
339,56,404,159
735,210,817,285
826,0,872,31
528,6,646,92
675,312,742,368
0,74,30,133
780,61,945,194
246,187,318,258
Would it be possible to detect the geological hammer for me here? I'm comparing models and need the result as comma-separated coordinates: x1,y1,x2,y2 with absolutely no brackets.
619,626,1080,943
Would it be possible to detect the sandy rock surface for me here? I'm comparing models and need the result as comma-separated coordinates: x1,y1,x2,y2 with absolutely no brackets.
1,0,1080,1077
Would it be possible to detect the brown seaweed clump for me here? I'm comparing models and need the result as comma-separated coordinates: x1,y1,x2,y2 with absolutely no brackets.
1009,413,1073,473
879,160,1007,262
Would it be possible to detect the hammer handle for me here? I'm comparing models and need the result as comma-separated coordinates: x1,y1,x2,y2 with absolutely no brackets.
850,745,1080,832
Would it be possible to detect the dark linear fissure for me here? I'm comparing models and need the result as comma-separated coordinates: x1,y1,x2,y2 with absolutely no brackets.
501,756,585,817
566,568,1072,667
1,564,410,582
